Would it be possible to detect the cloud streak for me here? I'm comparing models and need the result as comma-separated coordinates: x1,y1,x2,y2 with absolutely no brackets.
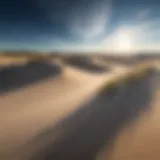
40,0,160,53
88,16,159,54
136,9,151,20
69,0,111,41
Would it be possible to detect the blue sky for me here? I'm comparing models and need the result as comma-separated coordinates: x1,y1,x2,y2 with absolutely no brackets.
0,0,160,53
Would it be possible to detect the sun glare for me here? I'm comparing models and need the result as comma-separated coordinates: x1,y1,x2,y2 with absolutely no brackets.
115,30,134,52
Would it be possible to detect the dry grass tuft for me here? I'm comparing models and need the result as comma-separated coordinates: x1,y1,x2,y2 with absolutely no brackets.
99,64,155,95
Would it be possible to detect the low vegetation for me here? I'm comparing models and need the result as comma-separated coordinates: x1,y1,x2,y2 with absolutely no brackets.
99,64,155,95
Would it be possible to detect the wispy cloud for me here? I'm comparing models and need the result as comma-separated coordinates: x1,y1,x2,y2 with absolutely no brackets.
59,15,160,53
41,0,160,54
66,4,160,53
99,16,160,53
68,0,111,41
136,9,151,20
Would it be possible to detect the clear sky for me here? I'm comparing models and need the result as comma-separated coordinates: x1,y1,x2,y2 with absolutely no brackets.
0,0,160,53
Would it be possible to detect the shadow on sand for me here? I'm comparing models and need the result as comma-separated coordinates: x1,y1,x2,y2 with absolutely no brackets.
65,58,109,73
0,61,62,93
31,70,158,160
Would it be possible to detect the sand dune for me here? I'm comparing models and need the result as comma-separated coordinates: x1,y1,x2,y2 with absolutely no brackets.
32,68,159,160
98,72,160,160
0,61,62,93
0,64,126,160
0,60,159,160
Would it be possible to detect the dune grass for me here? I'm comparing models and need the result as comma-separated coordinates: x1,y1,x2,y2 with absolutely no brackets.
99,64,155,95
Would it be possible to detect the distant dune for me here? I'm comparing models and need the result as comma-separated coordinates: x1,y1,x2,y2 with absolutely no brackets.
64,56,109,73
0,61,62,93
